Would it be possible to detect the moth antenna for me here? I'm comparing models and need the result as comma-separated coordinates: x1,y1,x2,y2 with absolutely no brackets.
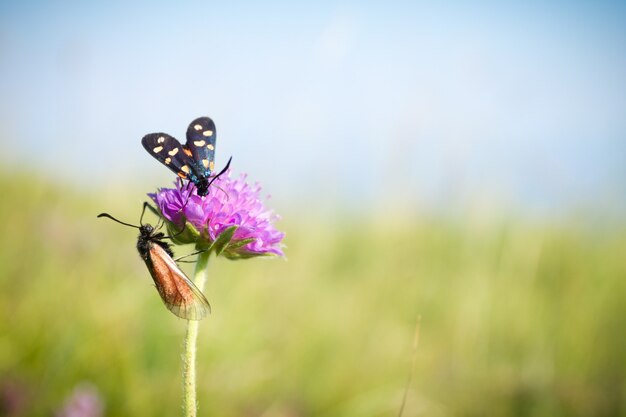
140,201,151,226
97,213,140,229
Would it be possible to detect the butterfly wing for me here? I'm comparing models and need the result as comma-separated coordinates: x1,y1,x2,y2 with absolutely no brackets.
145,243,211,320
185,117,217,177
141,133,199,181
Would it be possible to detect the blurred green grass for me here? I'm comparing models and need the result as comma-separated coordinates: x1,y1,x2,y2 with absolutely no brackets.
0,175,625,416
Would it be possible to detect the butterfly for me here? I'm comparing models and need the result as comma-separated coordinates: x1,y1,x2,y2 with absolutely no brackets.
98,203,210,320
141,116,231,196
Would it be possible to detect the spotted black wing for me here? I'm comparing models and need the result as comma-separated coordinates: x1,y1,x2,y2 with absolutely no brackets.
141,133,195,180
146,244,211,320
185,117,217,177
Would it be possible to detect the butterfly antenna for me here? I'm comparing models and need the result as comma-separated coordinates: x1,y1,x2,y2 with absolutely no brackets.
207,156,232,189
97,213,140,229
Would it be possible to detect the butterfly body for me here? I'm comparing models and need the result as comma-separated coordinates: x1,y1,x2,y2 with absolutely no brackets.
142,116,226,196
97,209,210,321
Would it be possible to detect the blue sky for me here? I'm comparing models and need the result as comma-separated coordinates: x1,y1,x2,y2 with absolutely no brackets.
1,1,625,215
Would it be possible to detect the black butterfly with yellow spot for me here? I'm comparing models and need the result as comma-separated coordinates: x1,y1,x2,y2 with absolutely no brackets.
141,116,232,196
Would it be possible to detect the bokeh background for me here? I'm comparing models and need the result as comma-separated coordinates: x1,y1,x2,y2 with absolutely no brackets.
1,1,625,416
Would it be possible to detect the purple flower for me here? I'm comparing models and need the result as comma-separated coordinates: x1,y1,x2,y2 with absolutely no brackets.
150,172,285,258
55,383,104,417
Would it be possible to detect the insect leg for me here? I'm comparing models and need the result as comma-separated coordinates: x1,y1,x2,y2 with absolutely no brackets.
174,249,208,262
162,221,189,240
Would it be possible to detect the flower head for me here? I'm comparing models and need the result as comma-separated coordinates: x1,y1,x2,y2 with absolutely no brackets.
150,172,285,259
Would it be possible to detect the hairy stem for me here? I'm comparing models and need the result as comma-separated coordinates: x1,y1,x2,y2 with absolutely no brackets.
182,251,210,417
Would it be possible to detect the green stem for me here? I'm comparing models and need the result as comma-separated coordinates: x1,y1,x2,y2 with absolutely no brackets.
182,251,210,417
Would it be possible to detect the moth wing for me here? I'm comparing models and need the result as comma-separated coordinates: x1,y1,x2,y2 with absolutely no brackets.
185,116,217,177
146,244,211,320
141,133,195,180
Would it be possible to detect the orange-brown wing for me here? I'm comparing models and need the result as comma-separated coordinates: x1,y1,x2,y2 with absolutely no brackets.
146,244,210,320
